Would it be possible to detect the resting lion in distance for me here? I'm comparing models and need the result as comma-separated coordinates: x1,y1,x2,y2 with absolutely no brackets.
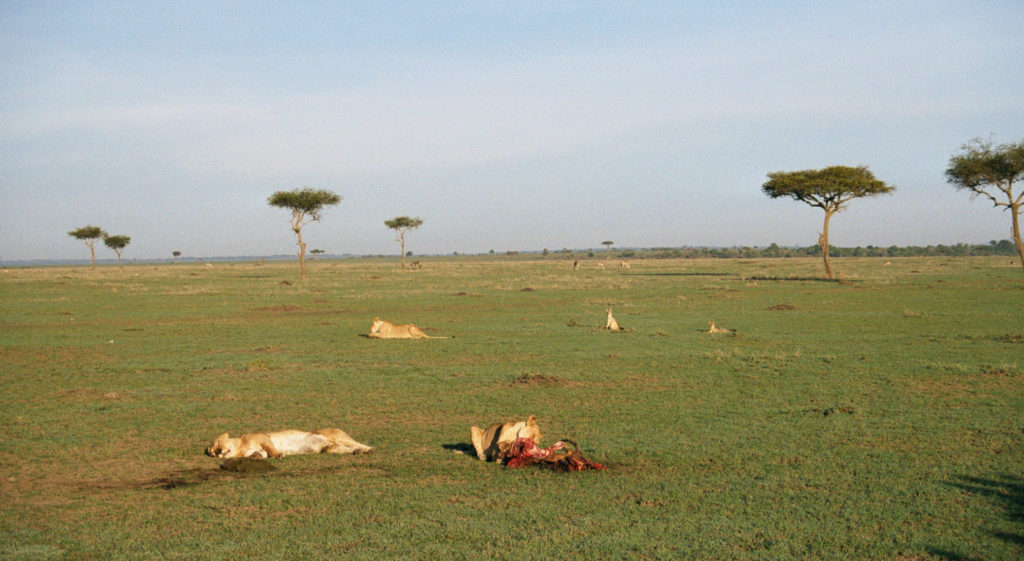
368,317,449,339
605,308,621,330
205,428,373,459
470,415,543,462
707,321,735,334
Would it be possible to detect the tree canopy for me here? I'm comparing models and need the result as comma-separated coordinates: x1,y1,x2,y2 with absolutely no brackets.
762,165,895,278
762,166,894,210
946,138,1024,272
268,188,341,280
384,216,424,231
268,188,342,231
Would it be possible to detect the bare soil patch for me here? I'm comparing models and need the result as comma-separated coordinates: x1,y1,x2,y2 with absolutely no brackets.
251,305,302,313
509,373,576,387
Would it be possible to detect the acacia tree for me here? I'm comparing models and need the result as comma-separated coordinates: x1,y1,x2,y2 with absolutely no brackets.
68,225,106,267
762,165,895,279
103,234,131,270
946,138,1024,272
268,188,341,280
384,216,424,269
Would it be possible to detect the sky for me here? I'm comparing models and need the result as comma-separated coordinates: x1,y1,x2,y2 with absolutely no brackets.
2,1,1023,262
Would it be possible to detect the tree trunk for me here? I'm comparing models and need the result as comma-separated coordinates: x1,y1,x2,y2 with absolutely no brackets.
296,229,307,281
820,210,835,279
400,234,406,270
88,241,97,268
1012,204,1024,273
291,210,307,281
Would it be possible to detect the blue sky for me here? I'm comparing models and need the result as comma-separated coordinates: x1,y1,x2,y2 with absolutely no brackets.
2,1,1022,261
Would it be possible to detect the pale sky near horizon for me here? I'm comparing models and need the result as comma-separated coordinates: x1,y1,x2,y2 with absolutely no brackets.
2,1,1023,262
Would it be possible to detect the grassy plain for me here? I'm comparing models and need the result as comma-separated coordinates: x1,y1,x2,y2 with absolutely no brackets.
1,256,1022,560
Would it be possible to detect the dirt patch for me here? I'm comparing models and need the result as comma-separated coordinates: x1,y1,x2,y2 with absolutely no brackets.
767,304,796,311
251,305,302,313
617,493,667,508
510,373,567,386
73,461,381,492
220,457,277,473
55,388,126,402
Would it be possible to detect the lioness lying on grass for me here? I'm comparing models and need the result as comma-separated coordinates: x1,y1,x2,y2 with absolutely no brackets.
205,428,373,459
470,415,543,462
368,317,448,339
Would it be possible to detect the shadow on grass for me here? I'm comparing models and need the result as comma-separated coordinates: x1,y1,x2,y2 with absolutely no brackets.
81,461,381,491
930,474,1024,559
442,443,477,458
744,275,843,283
926,550,984,561
624,272,735,277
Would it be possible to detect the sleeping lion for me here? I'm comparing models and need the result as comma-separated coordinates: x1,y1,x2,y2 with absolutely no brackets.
205,428,373,459
368,317,449,339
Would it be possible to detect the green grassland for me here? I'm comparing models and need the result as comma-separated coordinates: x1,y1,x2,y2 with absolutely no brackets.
1,256,1022,560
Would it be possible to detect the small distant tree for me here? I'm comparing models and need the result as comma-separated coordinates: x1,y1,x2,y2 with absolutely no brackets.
172,250,181,262
384,216,423,269
68,225,107,267
602,241,614,251
268,188,341,280
946,138,1024,273
762,165,895,279
103,234,131,269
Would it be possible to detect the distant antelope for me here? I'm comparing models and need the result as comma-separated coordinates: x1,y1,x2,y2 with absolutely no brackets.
619,260,630,270
605,308,621,331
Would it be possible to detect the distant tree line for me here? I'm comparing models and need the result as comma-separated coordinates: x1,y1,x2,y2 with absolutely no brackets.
64,137,1021,277
67,225,131,269
625,240,1020,260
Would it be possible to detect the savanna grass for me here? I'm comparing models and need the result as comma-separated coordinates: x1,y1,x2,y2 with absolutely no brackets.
1,256,1022,560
